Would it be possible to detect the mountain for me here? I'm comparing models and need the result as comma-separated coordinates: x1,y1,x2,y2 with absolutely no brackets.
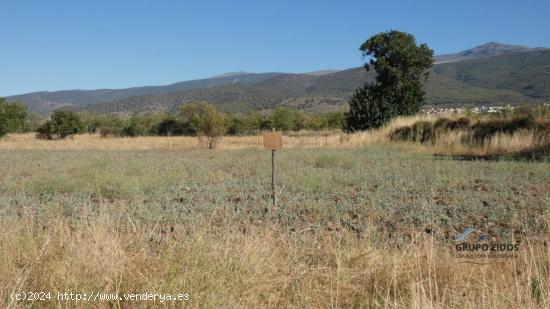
5,72,284,114
210,71,250,78
4,42,550,115
435,42,543,64
304,70,341,76
82,50,548,115
433,48,550,98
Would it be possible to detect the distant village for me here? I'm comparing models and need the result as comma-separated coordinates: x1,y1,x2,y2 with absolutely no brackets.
423,105,514,115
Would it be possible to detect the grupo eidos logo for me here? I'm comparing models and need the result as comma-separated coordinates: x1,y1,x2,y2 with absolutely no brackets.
454,227,520,257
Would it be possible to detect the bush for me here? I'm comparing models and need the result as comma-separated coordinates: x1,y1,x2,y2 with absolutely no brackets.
0,98,28,137
123,112,167,137
36,121,57,140
390,114,550,152
0,118,6,138
81,114,128,135
156,118,194,136
472,116,535,141
270,107,305,131
36,111,83,140
180,102,226,149
433,117,471,132
390,121,436,144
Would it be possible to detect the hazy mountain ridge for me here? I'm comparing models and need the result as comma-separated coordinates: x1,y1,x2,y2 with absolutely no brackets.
6,72,285,114
434,42,545,63
5,42,550,114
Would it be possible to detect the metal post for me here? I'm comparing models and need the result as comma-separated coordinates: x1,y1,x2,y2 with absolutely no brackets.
272,149,276,207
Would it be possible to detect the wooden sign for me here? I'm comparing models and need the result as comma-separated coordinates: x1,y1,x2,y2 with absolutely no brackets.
263,132,283,150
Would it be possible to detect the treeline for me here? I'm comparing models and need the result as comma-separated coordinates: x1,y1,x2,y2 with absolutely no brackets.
82,105,344,138
0,98,345,139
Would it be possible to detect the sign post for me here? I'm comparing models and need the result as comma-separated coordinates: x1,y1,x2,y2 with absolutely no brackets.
263,132,283,207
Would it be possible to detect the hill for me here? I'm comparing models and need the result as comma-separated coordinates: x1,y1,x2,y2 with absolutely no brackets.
434,49,550,98
5,42,550,115
6,72,284,114
434,42,544,64
82,63,542,115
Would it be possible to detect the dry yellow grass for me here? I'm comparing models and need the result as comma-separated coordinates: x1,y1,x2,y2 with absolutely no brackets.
2,205,549,308
1,114,547,159
1,130,548,307
0,115,431,151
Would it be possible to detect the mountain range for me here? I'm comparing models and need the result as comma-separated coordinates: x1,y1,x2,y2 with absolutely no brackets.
5,42,550,115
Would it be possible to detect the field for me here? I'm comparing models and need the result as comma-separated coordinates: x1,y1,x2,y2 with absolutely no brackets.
1,126,549,307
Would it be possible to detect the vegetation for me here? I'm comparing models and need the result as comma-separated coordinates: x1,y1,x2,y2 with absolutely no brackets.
44,106,346,141
0,145,548,307
346,30,434,131
434,49,550,98
7,47,550,116
0,98,28,137
180,102,226,149
390,108,550,160
36,110,83,140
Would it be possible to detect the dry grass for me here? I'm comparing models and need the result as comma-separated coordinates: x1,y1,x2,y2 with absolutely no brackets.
2,206,549,308
0,145,548,307
388,116,550,158
5,114,546,158
0,115,431,151
426,129,549,157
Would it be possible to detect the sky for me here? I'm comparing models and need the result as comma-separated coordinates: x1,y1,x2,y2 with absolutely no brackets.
1,0,549,96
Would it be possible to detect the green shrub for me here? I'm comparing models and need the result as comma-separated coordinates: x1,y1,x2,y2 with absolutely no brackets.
270,107,305,131
36,110,83,140
180,102,226,149
123,112,167,137
156,118,194,136
0,98,28,137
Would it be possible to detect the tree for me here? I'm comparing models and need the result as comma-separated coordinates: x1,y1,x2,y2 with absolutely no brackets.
36,110,83,139
0,98,28,137
180,102,226,149
123,112,166,137
270,107,304,131
345,30,434,131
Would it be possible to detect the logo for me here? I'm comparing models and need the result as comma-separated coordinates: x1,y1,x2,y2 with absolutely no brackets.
453,227,520,260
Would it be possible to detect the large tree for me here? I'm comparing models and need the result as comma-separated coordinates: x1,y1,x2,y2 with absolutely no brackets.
345,30,434,131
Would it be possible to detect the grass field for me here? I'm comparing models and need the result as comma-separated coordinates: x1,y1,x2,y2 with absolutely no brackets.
1,138,549,307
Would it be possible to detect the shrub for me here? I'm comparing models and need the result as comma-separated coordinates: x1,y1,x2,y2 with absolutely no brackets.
390,121,436,144
0,118,6,138
180,102,226,149
270,107,305,131
433,117,471,132
123,112,166,137
156,118,194,136
472,116,535,141
99,126,125,138
36,111,83,140
36,121,57,140
81,114,128,135
0,98,28,137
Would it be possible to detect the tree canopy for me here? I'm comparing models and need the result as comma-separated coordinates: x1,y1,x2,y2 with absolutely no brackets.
346,30,434,131
180,102,226,149
36,110,83,140
0,98,28,137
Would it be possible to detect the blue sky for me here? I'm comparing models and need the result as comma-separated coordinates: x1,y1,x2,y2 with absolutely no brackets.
1,0,549,96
